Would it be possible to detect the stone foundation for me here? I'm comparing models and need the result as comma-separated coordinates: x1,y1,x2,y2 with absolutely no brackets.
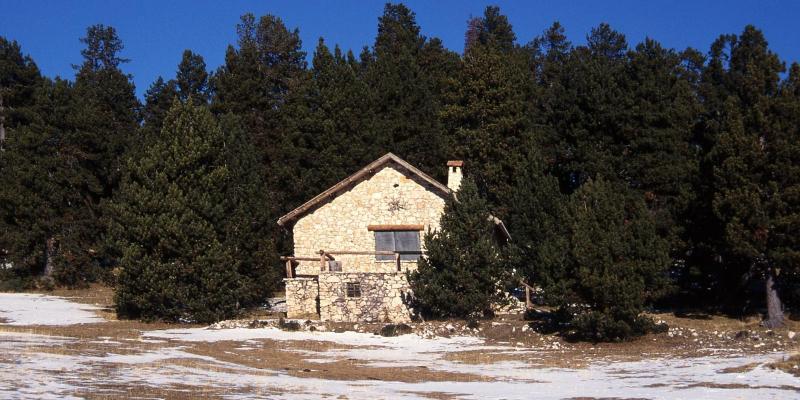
318,272,412,323
284,278,319,319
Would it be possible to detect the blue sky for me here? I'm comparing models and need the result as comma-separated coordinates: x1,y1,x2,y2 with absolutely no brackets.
2,1,798,98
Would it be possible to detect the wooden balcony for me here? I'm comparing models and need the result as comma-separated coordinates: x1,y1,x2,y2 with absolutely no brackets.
280,249,424,278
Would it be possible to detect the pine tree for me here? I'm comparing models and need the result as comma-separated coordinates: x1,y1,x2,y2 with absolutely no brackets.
624,39,702,278
141,50,209,141
529,26,701,301
59,24,139,284
217,113,281,306
711,97,777,324
474,5,516,52
506,148,569,294
110,101,248,323
212,13,307,155
442,5,529,214
770,63,800,311
702,26,789,325
175,50,209,105
0,37,41,148
0,37,47,285
211,12,311,227
306,39,376,185
560,178,670,341
527,22,572,168
409,179,507,318
0,38,92,287
543,23,632,188
141,76,178,137
364,3,452,177
529,21,571,83
709,55,800,327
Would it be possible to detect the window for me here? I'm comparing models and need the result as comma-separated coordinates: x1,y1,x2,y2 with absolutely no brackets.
374,230,421,261
328,261,342,272
346,282,361,298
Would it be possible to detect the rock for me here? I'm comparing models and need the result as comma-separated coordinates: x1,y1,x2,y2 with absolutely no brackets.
445,323,455,331
521,324,529,332
279,319,301,331
788,331,796,340
735,330,750,340
378,323,413,337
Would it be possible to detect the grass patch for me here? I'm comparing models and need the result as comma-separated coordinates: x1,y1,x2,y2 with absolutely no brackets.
768,355,800,377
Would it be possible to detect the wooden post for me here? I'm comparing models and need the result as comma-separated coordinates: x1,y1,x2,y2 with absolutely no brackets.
285,260,293,279
525,285,532,309
319,250,326,272
395,252,401,272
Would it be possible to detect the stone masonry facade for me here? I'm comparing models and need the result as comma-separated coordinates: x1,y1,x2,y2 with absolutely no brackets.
292,163,446,275
282,157,458,322
318,272,411,323
284,278,318,319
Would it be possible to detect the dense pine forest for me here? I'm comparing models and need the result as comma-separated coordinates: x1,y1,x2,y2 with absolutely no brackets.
1,4,799,339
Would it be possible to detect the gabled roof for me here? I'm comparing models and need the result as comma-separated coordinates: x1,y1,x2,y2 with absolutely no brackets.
276,152,512,241
277,153,451,226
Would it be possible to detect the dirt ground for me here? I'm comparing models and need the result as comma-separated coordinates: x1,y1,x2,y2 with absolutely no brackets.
1,285,798,399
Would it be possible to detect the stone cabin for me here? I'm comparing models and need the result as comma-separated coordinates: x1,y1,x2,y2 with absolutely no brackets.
277,153,510,323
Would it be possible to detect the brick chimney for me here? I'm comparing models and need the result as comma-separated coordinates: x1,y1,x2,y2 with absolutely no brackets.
446,160,463,192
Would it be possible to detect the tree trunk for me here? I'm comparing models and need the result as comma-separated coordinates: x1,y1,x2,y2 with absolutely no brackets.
0,94,6,148
764,267,784,328
43,237,56,278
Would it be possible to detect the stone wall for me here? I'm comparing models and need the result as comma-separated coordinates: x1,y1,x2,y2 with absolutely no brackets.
318,272,412,323
284,278,319,319
292,162,447,276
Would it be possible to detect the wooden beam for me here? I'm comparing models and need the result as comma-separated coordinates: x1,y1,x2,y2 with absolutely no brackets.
285,260,293,279
367,224,424,231
280,256,319,262
325,250,396,255
520,279,534,309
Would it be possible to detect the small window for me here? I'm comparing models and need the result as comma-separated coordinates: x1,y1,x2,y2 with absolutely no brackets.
374,230,421,261
328,260,342,272
346,282,361,298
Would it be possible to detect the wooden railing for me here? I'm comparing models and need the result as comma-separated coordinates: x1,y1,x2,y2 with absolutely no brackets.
520,279,535,309
280,249,424,278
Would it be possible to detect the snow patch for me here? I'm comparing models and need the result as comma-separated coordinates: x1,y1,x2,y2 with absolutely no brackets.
0,293,104,326
145,326,485,349
1,295,798,399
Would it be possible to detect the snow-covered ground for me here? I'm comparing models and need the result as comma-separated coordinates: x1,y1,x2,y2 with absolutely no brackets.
0,293,104,325
0,293,798,399
144,326,800,399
